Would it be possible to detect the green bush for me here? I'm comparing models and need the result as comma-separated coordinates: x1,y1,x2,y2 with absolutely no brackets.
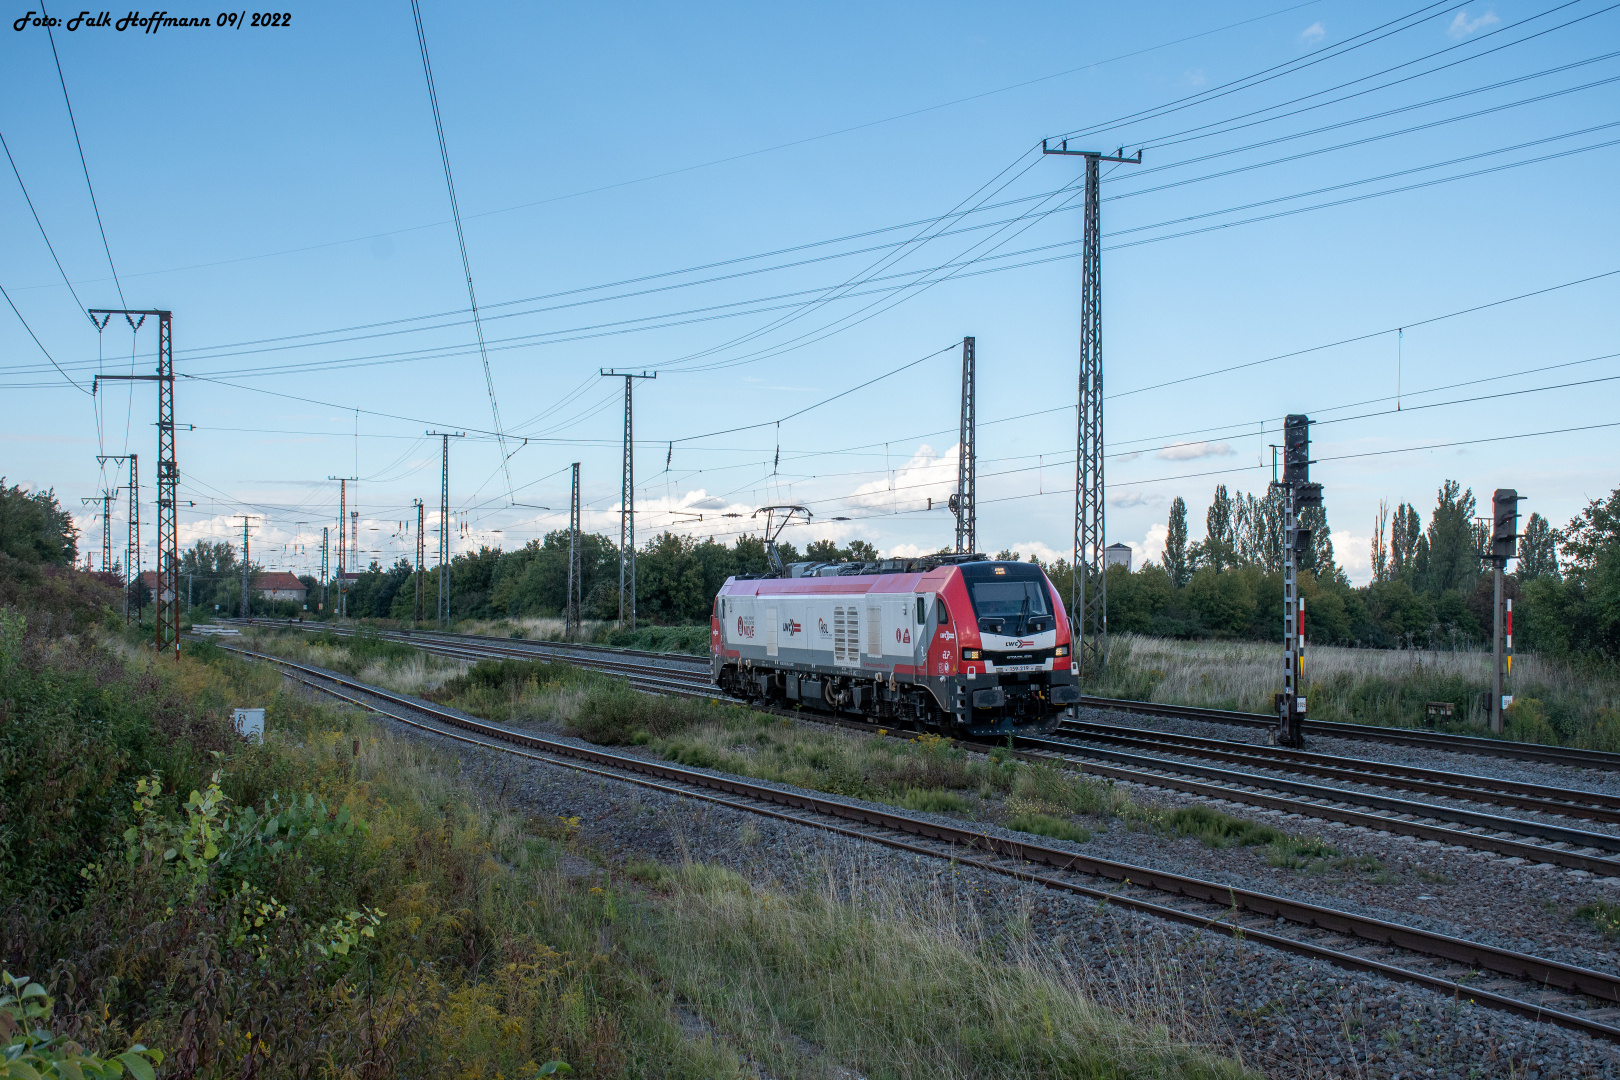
593,624,710,655
893,787,975,813
571,685,737,744
1,971,162,1079
1162,806,1283,848
1,609,235,899
1504,698,1562,746
1006,812,1091,844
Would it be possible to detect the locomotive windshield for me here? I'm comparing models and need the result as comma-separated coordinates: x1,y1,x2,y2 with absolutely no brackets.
961,562,1055,635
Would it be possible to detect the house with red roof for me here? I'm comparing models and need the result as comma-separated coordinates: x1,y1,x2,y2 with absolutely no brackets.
253,571,307,602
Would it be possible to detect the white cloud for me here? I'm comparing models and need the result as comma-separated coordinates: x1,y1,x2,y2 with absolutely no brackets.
1337,530,1371,584
1182,68,1207,87
844,442,959,516
1447,9,1498,38
1005,540,1068,565
687,495,727,510
1108,491,1162,508
1127,523,1169,568
1156,441,1234,461
884,543,928,559
1299,21,1326,43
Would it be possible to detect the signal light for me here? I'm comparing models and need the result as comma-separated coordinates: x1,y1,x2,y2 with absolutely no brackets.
1491,488,1521,563
1283,415,1310,485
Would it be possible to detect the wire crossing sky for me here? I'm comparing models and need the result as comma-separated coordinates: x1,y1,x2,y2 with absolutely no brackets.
1,0,1616,582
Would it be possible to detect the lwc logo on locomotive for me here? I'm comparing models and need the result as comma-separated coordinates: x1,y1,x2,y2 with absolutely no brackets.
711,555,1083,736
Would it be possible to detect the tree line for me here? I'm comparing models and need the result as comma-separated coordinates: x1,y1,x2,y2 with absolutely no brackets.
6,471,1616,660
1021,478,1614,660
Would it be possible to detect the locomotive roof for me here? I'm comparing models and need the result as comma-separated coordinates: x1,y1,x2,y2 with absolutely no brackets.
720,558,1047,596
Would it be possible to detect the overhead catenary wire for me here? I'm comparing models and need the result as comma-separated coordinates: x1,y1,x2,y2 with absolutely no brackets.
409,0,513,503
21,46,1614,378
1,127,93,321
0,282,87,393
40,3,126,308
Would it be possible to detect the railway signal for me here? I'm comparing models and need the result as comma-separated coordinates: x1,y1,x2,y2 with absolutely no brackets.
1276,414,1320,748
1488,487,1525,734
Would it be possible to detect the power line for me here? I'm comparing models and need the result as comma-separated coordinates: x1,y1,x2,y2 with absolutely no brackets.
0,282,87,393
1129,0,1620,152
409,0,512,503
0,127,92,319
1054,0,1459,142
40,5,125,308
33,45,1604,372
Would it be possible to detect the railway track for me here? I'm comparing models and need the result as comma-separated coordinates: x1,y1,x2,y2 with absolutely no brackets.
1082,695,1620,772
1016,731,1620,876
209,638,1620,1043
234,620,1620,871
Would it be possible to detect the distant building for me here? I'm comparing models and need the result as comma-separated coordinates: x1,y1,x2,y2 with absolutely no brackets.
253,571,307,602
1103,543,1133,572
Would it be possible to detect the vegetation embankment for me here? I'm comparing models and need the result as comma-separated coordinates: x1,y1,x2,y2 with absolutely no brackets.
5,566,1250,1077
1088,632,1620,749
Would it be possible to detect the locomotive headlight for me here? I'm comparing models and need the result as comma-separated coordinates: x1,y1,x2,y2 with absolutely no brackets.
1055,645,1070,657
961,649,982,660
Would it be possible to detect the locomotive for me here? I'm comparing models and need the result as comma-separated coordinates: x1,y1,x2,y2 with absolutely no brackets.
711,553,1081,735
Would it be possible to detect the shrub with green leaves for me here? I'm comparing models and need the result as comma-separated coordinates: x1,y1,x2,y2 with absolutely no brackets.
0,971,161,1080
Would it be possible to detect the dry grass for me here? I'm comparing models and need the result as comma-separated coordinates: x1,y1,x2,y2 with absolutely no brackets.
631,858,1252,1079
1095,632,1620,741
243,626,467,694
457,615,609,641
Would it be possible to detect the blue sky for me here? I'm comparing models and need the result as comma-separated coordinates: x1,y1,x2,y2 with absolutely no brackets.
3,0,1617,584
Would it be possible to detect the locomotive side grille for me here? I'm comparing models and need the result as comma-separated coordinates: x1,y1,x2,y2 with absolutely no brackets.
833,606,849,662
865,603,882,657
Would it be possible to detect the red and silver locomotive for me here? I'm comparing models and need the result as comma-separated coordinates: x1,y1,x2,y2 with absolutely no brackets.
711,554,1081,735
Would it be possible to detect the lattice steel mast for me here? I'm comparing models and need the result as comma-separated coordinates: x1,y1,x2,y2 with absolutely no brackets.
1041,141,1140,677
951,336,976,554
92,309,179,655
426,432,464,627
600,370,654,629
567,462,582,639
329,476,357,618
413,498,426,623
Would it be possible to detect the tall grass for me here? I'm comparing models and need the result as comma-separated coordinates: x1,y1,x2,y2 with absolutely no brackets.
1092,632,1620,745
633,861,1251,1079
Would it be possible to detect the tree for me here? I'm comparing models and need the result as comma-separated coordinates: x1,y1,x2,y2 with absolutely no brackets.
1163,497,1189,587
1193,485,1235,572
1413,481,1478,596
0,478,78,568
1370,500,1389,582
1232,486,1285,572
180,539,238,610
1561,488,1620,576
1389,502,1422,580
1518,512,1559,579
